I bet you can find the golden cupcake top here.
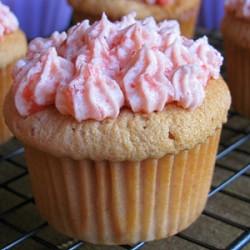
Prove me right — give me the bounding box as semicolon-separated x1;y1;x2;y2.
4;14;231;161
5;77;230;161
225;0;250;19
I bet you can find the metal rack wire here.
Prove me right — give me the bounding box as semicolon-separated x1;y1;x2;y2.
0;32;250;250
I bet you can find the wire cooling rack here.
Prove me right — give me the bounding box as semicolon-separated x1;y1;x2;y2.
0;32;250;250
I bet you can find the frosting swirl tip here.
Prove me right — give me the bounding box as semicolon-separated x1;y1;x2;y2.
0;1;19;38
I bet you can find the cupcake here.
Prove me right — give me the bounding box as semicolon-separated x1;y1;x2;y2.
4;14;231;244
222;0;250;118
0;1;27;144
1;0;72;39
68;0;201;37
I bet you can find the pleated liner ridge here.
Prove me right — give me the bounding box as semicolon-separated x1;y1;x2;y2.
224;38;250;119
25;129;221;245
0;64;13;144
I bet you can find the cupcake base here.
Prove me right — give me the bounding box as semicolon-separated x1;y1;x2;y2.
0;64;13;144
25;128;221;245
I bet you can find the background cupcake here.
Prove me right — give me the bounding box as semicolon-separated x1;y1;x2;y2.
68;0;201;37
1;0;72;39
0;1;27;144
221;0;250;118
4;14;230;244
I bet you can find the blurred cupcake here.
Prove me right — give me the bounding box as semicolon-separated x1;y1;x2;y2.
198;0;224;30
68;0;201;37
4;14;230;244
0;1;27;144
222;0;250;118
1;0;72;39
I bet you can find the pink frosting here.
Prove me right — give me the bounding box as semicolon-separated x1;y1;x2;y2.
143;0;174;5
55;56;124;121
225;0;250;18
13;13;223;121
0;1;18;38
172;65;206;109
122;46;174;112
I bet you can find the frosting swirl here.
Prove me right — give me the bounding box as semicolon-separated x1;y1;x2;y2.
55;56;124;121
0;1;18;38
225;0;250;18
123;46;174;112
172;65;206;109
13;13;223;121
